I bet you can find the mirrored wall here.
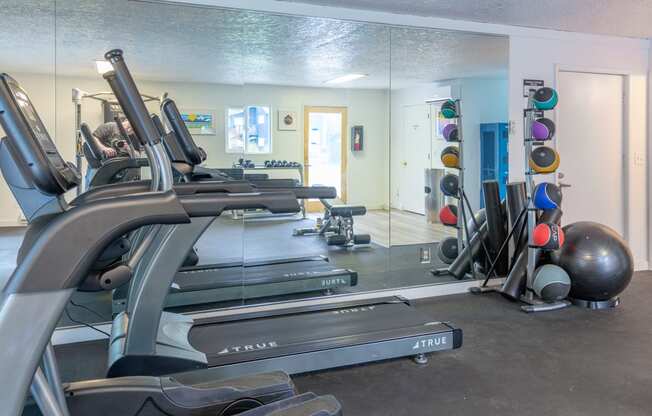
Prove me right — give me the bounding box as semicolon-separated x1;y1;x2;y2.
388;27;509;288
0;0;509;328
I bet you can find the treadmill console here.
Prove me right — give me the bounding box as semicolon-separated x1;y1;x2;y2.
0;74;79;195
161;98;204;165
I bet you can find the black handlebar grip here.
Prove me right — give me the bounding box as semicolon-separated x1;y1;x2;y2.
151;114;166;136
103;49;161;146
79;122;104;160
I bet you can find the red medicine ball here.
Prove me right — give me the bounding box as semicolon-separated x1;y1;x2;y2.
533;222;565;250
439;205;458;227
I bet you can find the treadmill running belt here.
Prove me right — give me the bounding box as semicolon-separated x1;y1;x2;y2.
189;300;456;367
175;259;356;291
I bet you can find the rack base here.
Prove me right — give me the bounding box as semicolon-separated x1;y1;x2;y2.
520;295;571;313
570;297;619;310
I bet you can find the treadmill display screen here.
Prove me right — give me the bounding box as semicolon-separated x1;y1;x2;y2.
7;81;66;170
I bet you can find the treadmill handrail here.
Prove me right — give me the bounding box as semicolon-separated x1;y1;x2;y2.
260;186;336;200
178;191;300;216
173;181;255;195
6;190;190;294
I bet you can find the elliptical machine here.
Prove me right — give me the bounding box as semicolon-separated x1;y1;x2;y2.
0;66;341;415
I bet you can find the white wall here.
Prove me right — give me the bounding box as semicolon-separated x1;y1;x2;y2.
458;77;509;211
0;75;389;225
390;78;509;212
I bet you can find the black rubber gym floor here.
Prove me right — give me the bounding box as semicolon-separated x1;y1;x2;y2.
53;272;652;416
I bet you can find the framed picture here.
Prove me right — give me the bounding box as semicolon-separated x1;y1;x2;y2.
180;110;216;135
278;110;297;131
351;125;363;152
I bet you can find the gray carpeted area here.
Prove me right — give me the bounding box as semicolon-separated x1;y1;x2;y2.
51;273;652;416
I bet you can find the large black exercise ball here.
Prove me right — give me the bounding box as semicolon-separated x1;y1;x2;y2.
551;221;633;302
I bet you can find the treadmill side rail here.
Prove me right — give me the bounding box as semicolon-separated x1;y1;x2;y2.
198;325;461;381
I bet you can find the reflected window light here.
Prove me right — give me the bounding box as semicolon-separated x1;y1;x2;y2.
95;60;113;75
325;74;368;84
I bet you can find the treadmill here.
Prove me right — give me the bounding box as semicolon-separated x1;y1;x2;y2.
104;49;463;379
0;70;341;416
111;99;358;313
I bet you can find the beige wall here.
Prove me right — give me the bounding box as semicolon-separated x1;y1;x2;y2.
0;74;390;225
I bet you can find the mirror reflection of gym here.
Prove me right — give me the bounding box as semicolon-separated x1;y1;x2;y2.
240;14;391;301
0;0;511;331
389;26;509;285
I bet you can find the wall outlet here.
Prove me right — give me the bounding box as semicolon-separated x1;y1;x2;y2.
419;247;431;264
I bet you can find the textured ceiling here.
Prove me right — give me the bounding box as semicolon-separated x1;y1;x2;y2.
280;0;652;39
0;0;507;89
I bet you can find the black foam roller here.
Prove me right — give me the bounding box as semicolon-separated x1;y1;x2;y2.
448;222;488;279
506;182;528;253
483;180;508;276
500;248;528;300
499;207;564;300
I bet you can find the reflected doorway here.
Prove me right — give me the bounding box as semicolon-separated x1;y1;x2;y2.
303;106;348;211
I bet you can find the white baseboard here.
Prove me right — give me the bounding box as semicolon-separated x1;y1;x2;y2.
635;260;649;271
0;220;24;227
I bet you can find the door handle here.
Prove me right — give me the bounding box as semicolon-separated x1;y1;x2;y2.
401;161;408;167
558;182;571;188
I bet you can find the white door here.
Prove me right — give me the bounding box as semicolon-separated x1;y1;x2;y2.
556;71;625;235
399;104;431;214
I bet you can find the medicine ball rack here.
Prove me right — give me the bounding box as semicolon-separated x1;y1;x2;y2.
432;99;484;279
519;90;571;312
471;89;570;312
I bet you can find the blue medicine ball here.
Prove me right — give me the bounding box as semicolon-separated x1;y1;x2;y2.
533;182;562;210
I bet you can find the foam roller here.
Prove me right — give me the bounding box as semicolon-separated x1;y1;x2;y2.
483;180;508;276
448;222;488;279
499;207;563;299
506;182;528;254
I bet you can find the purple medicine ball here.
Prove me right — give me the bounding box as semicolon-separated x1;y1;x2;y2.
442;124;458;142
531;118;555;140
